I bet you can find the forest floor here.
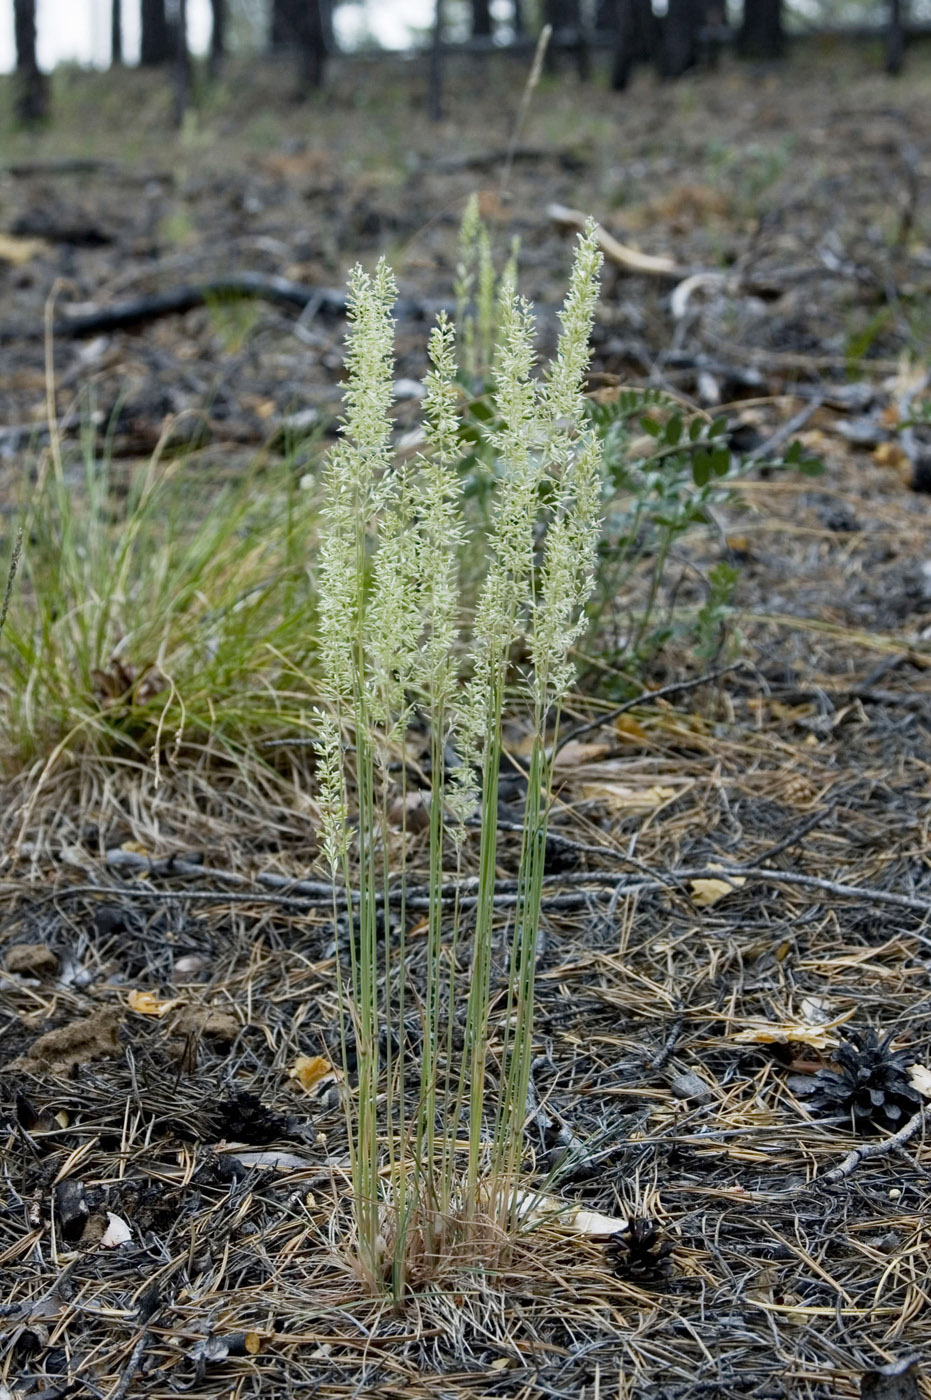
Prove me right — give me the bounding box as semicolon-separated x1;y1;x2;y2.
2;42;931;1400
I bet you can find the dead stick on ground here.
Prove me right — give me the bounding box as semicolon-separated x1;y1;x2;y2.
548;203;693;280
10;858;931;943
554;662;742;754
818;1106;929;1187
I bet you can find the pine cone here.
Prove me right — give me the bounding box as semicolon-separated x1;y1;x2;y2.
605;1218;673;1284
807;1029;920;1133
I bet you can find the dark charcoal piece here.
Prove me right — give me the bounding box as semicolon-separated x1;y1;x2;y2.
55;1179;89;1243
605;1218;674;1284
807;1029;921;1133
206;1092;298;1145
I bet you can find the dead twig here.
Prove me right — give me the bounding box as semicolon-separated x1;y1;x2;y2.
818;1106;929;1186
555;662;742;755
548;203;692;280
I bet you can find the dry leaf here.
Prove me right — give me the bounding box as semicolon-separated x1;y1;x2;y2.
289;1053;336;1094
234;1150;314;1170
689;871;747;906
769;700;816;723
0;233;48;265
798;995;832;1025
733;1022;841;1051
571;1207;631;1237
614;714;649;743
127;989;180;1017
99;1212;132;1248
873;441;909;470
908;1063;931;1098
514;1190;628;1236
578;781;678;812
553;740;613;768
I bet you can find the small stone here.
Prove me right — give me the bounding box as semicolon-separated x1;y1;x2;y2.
667;1070;714;1104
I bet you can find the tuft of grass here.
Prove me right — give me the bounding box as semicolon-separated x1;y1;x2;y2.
0;410;323;791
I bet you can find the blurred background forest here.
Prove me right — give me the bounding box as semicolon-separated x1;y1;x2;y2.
7;0;931;127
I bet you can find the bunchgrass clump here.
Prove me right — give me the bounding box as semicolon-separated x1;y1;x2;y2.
315;224;603;1298
0;410;320;793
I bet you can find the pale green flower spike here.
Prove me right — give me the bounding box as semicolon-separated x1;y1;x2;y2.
318;259;397;705
314;710;347;874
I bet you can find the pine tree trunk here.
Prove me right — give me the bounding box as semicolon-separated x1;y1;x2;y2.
660;0;704;75
295;0;327;93
111;0;123;65
737;0;783;59
270;0;326;90
13;0;48;123
429;0;445;121
172;0;190;127
141;0;173;65
209;0;226;78
886;0;905;73
472;0;493;37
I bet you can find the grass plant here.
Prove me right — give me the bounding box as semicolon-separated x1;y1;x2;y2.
315;225;604;1299
0;407;321;792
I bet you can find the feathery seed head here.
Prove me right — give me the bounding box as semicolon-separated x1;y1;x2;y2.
315;710;348;874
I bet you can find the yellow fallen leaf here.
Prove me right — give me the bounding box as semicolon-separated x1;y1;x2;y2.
769;700;815;723
0;233;48;265
289;1053;336;1094
127;989;180;1017
614;714;649;743
873;441;909;470
689;873;747;906
733;1023;840;1051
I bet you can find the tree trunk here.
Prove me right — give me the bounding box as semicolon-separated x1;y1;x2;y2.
660;0;705;75
472;0;493;37
270;0;327;90
111;0;123;65
141;0;173;65
512;0;525;35
738;0;784;59
545;0;587;73
172;0;190;127
429;0;444;122
270;0;287;47
209;0;226;77
607;0;649;88
886;0;905;73
295;0;327;94
13;0;48;123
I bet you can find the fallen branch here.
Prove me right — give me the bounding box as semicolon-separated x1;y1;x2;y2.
547;204;692;280
0;275;451;342
10;849;931;940
818;1106;929;1186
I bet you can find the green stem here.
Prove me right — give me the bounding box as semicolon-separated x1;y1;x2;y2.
462;669;504;1216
